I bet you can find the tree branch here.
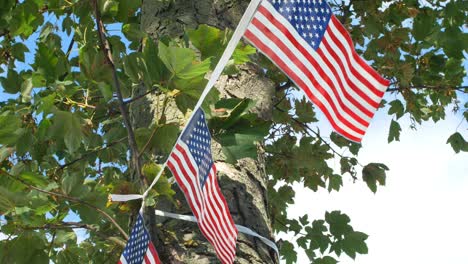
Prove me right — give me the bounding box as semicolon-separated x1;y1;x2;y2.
274;105;360;165
92;0;146;187
0;169;129;240
18;222;127;247
275;80;292;92
139;126;158;158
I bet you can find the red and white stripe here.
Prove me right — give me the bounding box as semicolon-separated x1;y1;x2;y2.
244;1;389;142
118;243;161;264
167;142;238;264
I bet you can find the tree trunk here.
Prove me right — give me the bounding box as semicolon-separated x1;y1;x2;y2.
130;1;277;263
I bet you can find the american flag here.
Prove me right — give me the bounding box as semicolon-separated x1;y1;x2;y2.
118;213;161;264
167;109;238;263
244;0;390;142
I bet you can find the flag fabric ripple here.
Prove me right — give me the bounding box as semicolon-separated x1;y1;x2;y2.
167;108;238;263
245;0;390;142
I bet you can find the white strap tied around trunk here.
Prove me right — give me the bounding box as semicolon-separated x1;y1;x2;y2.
109;194;279;259
155;209;279;259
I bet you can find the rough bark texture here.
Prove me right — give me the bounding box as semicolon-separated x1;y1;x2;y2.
131;1;277;263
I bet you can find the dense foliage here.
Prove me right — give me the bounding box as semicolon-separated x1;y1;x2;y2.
0;0;466;263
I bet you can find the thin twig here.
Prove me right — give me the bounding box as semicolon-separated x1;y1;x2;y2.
59;137;127;170
65;35;75;58
124;87;161;105
387;85;468;92
48;232;56;256
92;0;146;187
139;127;158;158
275;80;292;92
18;222;126;247
274;105;359;164
0;169;129;240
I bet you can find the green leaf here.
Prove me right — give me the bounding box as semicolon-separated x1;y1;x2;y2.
54;230;77;246
4;231;48;264
362;163;389;193
122;23;146;41
135;124;179;155
151;124;180;154
0;186;20;213
232;43;256;65
97;82;113;102
36;92;56;115
123;52;152;88
0;146;13;161
19;172;48;188
56;246;87;264
188;25;226;63
388;100;404;119
32;72;47;87
62;16;74;35
34;43;60;83
218;122;270;164
446;132;468;154
325;211;352;238
413;11;435;41
330;132;361;155
328;174;343;192
388;120;401;143
101;0;119;17
117;0;141;22
216;99;256;130
142;38;168;83
9;1;43;38
20;77;33;102
295;97;318;123
0;70;22;94
288;219;302;235
439;26;465;59
280;240;297;264
158;42;197;77
14;206;31;215
188;24;255;66
78;45;113;83
0;112;22;146
154;174;176;198
61;173;83;195
177;58;211;80
11;42;29;62
49;111;83;153
342;231;369;259
315;256;338;264
299;215;309;226
142;163;162;183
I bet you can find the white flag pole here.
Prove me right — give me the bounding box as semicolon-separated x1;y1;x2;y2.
135;0;263;207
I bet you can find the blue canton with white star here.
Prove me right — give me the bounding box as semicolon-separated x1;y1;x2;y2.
181;109;213;188
122;214;150;264
269;0;332;50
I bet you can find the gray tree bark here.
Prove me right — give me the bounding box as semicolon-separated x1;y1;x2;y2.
130;1;278;263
